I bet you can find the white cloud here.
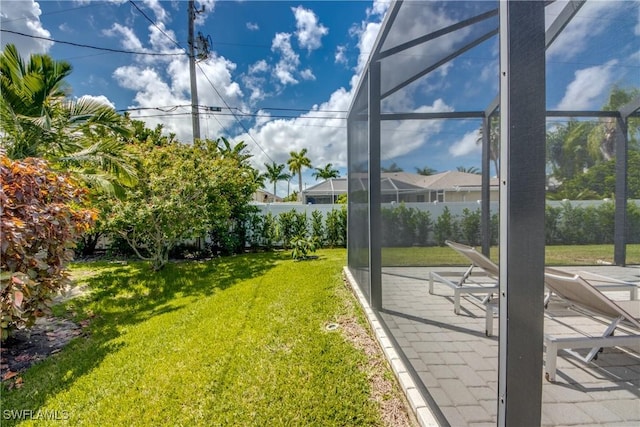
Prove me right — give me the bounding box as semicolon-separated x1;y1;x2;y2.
0;0;52;55
300;69;316;81
77;94;116;109
556;60;618;110
244;60;270;103
271;32;300;86
368;0;391;18
292;6;328;52
546;1;620;60
335;45;348;65
103;23;145;52
381;99;454;160
249;60;268;74
142;0;169;24
449;130;481;157
246;22;259;31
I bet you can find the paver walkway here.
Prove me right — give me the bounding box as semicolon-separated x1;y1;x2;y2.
376;266;640;426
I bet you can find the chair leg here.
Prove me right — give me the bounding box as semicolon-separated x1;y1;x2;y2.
545;341;558;382
454;289;461;314
485;306;494;337
585;317;621;363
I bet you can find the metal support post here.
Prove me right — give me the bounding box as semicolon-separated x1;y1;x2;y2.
498;2;546;425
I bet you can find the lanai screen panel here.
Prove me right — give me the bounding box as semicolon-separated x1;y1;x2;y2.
378;1;499;114
347;70;371;299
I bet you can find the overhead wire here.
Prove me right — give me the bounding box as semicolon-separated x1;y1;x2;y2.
126;0;279;161
0;29;185;57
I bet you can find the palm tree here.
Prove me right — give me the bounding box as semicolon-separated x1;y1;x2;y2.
415;166;437;176
475;116;500;176
287;148;312;202
263;162;290;202
456;166;480;174
0;44;135;193
312;163;340;180
381;162;403;172
215;137;252;164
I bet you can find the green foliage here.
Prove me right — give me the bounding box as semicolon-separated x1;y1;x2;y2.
0;44;136;195
434;207;457;246
312;163;340;180
291;236;320;260
460;208;481;246
263;161;290;201
382;203;418;246
287;148;312;202
545;204;563;244
0;155;95;340
551;201;639;245
552;151;640;199
336;193;348;204
325;206;347;247
277;211;297;249
311;210;325;246
260;212;278;250
109;138;258;270
414;210;432;246
1;251;383;425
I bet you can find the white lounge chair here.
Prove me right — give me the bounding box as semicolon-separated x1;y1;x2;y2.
428;240;499;314
542;268;640;382
486;267;638;337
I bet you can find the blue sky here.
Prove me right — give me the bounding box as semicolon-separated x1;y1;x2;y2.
1;1;639;196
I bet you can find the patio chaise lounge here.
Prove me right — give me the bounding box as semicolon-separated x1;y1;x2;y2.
428;240;499;314
484;268;639;381
541;268;640;382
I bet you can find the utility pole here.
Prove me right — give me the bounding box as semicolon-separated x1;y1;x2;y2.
188;0;200;143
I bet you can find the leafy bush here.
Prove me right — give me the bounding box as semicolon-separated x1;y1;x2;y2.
325;207;347;247
460;208;481;246
311;210;325;246
291;236;320;260
260;212;278;250
434;207;457;246
1;155;95;340
382;203;417;246
277;211;297;249
414;210;432;246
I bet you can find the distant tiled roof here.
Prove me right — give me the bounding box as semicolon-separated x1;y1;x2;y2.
303;171;497;195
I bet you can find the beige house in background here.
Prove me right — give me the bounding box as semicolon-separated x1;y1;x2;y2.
303;171;499;204
252;189;283;203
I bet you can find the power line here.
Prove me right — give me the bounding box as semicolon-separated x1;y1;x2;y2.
128;1;183;50
0;29;185;57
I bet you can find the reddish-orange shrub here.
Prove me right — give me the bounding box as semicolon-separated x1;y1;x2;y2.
1;154;95;340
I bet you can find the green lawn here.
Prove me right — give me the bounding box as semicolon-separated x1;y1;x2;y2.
381;244;640;266
1;250;391;426
3;244;637;426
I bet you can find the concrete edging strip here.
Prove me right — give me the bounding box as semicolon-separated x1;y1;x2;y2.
343;267;440;427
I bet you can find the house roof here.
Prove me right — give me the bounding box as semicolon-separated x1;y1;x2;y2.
303;171;498;195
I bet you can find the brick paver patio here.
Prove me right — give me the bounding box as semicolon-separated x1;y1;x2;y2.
371;266;640;426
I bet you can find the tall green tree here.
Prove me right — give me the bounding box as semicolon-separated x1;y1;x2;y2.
263;162;290;202
0;44;135;194
415;166;437;176
287;148;312;202
312;163;340;180
587;87;640;161
381;162;403;172
456;166;480;174
110;139;258;270
546;119;596;181
475;116;500;176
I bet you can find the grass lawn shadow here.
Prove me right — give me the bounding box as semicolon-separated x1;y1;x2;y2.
0;251;284;423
